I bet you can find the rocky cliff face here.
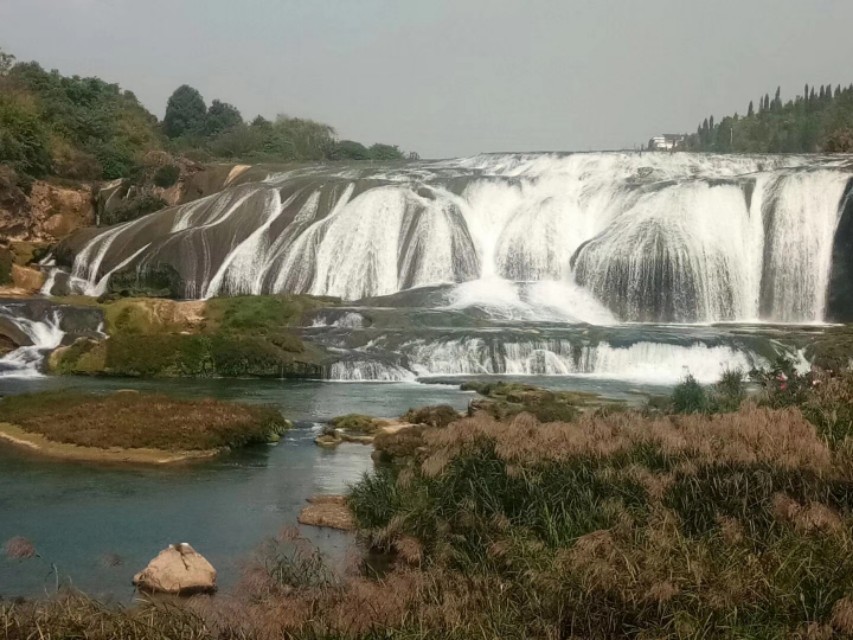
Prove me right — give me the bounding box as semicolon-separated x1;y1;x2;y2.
0;166;96;243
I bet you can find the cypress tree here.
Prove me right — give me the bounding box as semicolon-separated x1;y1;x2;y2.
747;101;754;117
819;85;825;101
774;86;782;110
163;85;207;139
764;94;771;111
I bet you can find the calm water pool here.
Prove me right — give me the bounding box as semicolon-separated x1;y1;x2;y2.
0;375;662;598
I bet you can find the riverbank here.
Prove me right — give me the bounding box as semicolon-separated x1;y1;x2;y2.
6;366;853;638
0;422;221;464
0;390;289;464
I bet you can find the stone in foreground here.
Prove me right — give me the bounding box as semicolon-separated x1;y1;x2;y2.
132;543;217;594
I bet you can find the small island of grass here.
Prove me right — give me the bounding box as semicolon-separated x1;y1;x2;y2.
0;390;289;464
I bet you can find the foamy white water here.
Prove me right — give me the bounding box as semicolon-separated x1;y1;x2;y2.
62;152;851;324
0;308;65;378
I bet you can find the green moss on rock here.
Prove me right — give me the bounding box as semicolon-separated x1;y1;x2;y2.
107;263;185;299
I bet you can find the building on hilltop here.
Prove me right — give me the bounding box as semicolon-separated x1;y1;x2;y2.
648;134;685;151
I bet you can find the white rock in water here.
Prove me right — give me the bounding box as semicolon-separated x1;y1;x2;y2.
132;543;217;594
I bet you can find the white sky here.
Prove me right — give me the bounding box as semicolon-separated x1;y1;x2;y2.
1;0;852;158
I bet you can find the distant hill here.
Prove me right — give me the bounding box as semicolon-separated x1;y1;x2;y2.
0;47;410;186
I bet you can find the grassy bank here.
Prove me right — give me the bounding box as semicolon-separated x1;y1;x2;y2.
0;390;288;462
7;367;853;637
48;295;336;378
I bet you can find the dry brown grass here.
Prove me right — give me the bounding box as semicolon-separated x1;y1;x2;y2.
0;390;287;451
3;536;36;560
420;404;833;477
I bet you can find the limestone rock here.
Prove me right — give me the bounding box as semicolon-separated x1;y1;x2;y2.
11;264;45;293
132;543;217;594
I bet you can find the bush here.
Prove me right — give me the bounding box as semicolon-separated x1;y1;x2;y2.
100;194;167;226
152;163;180;188
0;91;52;177
402;405;460;428
107;263;184;298
671;374;709;413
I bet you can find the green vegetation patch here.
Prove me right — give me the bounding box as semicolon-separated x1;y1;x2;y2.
462;380;604;422
205;294;334;333
328;414;382;434
0;390;287;451
0;248;12;285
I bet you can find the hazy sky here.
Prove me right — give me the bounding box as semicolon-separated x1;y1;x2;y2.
1;0;852;158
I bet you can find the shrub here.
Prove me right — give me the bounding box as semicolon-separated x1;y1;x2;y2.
0;91;52;177
152;163;180;188
328;414;380;433
100;194;167;226
402;405;460;428
671;374;709;414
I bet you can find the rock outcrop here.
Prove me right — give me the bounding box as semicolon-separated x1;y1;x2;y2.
0;166;95;243
133;543;217;594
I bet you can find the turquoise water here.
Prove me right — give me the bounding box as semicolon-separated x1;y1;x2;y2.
0;375;662;599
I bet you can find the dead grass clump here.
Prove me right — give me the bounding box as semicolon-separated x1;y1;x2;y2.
3;536;36;559
421;404;832;475
772;494;843;534
297;496;355;531
0;390;287;451
831;596;853;634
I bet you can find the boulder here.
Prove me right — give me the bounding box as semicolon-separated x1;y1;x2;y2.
132;543;217;594
11;264;45;293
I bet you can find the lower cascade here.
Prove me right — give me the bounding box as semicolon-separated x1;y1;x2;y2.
53;152;853;324
0;306;65;378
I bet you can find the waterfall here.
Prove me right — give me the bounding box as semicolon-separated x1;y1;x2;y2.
397;336;770;384
58;153;852;324
0;306;65;378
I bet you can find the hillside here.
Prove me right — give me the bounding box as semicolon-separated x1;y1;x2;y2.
681;83;853;153
0;46;410;188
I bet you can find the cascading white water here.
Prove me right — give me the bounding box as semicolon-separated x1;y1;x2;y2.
399;336;770;384
328;360;415;382
63;152;851;324
0;308;65;378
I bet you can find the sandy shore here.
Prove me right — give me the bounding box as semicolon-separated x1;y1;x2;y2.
0;422;220;464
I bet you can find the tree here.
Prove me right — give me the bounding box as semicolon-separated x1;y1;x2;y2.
205;99;243;136
747;101;754;117
163;85;207;139
332;139;370;160
773;86;782;110
0;93;52;177
0;47;14;76
250;115;272;129
369;143;405;161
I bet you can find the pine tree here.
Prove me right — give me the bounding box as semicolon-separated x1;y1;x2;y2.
709;115;715;131
774;86;782;110
748;100;754;117
764;94;771;111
